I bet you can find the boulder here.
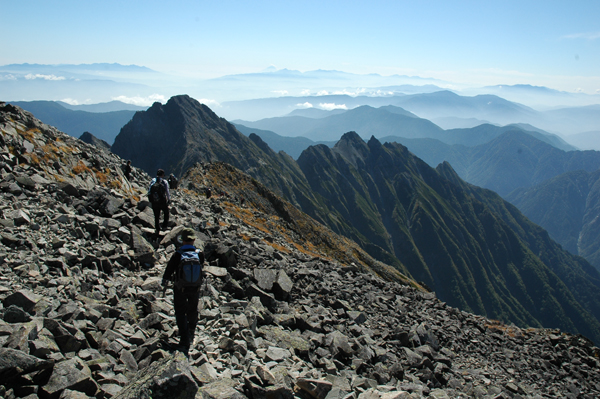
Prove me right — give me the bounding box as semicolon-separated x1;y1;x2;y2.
113;352;197;399
0;347;54;380
40;357;97;399
3;290;42;312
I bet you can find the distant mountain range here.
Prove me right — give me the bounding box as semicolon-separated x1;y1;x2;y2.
566;130;600;151
9;101;138;144
236;122;598;197
110;95;600;343
229;91;600;137
235;104;575;149
3;63;600;125
56;100;146;113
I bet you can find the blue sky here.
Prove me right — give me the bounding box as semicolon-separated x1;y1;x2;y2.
1;0;600;93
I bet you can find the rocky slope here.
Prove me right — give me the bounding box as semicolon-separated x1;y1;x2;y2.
2;102;600;399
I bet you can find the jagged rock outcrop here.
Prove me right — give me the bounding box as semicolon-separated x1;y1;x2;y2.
2;102;600;399
79;132;111;152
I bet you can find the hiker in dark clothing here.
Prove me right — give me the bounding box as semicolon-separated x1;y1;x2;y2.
123;160;132;181
148;169;170;237
168;173;178;190
161;228;204;352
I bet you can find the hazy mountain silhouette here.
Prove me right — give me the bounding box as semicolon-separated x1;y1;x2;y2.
223;91;599;135
565;130;600;151
238;105;574;152
57;100;146;113
385;131;600;197
10;101;136;144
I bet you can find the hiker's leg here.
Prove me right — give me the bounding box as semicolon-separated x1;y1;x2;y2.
152;203;161;235
162;203;170;229
186;290;200;344
173;289;189;346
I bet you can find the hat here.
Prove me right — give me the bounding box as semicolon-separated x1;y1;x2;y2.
181;228;197;241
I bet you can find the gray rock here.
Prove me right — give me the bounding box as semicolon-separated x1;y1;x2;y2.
6;209;30;225
273;270;293;300
100;196;125;217
3;289;41;312
130;225;155;264
199;378;247;399
113;352;197;399
40;357;97;399
3;305;32;323
296;378;333;399
0;347;54;379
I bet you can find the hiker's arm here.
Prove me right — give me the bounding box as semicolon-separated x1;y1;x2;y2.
148;178;154;198
164;180;171;202
162;252;180;285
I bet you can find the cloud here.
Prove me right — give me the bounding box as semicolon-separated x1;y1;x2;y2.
562;32;600;40
197;99;221;107
296;102;313;109
0;74;17;81
111;94;167;106
317;90;329;96
331;88;367;96
272;90;289;96
318;103;347;111
60;98;91;105
301;89;311;96
24;74;65;81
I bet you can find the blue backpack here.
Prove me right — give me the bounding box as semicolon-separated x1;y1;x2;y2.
175;249;203;289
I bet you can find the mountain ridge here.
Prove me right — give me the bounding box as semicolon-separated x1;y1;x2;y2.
111;95;600;343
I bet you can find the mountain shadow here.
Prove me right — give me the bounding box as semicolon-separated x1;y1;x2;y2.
507;169;600;271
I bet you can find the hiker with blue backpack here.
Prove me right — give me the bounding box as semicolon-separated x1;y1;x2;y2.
148;169;170;238
161;227;205;353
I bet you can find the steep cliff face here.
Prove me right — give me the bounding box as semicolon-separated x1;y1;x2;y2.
296;133;600;342
507;169;600;271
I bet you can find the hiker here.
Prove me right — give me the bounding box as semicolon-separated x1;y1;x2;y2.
161;228;204;352
123;160;132;181
168;173;178;190
148;169;170;237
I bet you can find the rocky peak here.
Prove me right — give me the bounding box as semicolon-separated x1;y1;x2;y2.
248;133;274;155
79;132;111;152
332;132;370;169
111;95;270;180
1;103;600;398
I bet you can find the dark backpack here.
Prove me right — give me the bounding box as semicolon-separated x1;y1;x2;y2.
150;178;167;204
175;249;204;289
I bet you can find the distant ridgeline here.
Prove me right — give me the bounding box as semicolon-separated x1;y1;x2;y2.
233;107;600;272
111;95;600;343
